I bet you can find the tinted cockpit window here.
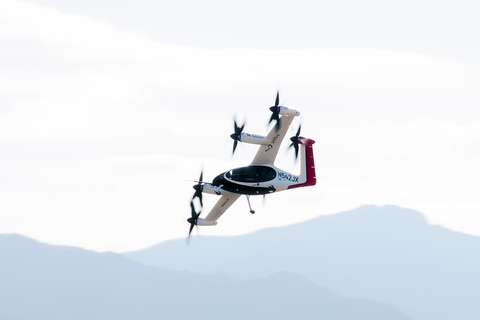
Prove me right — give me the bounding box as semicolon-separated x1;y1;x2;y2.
226;166;276;182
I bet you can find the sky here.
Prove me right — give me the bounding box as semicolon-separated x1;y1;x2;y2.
1;0;479;252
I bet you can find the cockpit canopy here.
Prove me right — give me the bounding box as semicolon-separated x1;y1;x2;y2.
225;165;277;182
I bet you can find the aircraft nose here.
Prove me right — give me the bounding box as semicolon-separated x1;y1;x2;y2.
193;184;201;191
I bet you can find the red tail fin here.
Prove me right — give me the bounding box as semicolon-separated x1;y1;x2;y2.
288;138;316;189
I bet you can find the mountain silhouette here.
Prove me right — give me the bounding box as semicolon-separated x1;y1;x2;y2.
124;205;480;320
0;233;409;320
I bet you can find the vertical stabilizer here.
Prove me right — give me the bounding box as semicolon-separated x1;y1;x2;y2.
288;138;316;189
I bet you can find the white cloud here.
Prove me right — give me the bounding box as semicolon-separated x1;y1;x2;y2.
368;120;480;156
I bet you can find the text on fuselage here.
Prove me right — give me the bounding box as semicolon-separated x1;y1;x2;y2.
265;134;280;152
278;172;299;183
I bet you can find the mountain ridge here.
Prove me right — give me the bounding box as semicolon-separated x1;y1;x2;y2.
0;233;410;320
124;205;480;320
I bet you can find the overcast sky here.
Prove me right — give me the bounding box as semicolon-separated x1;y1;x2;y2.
1;0;479;252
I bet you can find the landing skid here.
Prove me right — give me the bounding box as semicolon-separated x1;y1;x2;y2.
246;195;255;214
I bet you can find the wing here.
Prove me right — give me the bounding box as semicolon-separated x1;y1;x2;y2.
203;192;242;222
250;115;296;165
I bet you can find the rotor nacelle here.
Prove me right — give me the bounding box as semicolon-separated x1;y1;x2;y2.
278;106;300;116
199;184;223;195
197;218;217;226
238;132;269;145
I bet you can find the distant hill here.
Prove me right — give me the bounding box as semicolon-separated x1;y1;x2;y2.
124;205;480;320
0;234;410;320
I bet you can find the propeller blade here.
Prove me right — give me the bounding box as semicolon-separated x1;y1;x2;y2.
198;193;203;207
192;169;204;207
239;123;245;133
233;140;238;155
188;222;195;236
231;118;245;155
269;91;282;132
269;111;278;124
296;124;301;137
233;120;245;136
192;189;203;208
233;120;239;134
190;201;196;218
187;201;201;242
289;124;302;160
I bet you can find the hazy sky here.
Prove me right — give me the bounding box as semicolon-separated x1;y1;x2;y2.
1;0;479;251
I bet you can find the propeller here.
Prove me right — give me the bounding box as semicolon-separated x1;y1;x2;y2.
289;124;302;160
269;91;282;132
187;201;201;243
192;169;204;207
230;119;245;155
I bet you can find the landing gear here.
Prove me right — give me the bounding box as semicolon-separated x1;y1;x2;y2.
246;195;255;214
